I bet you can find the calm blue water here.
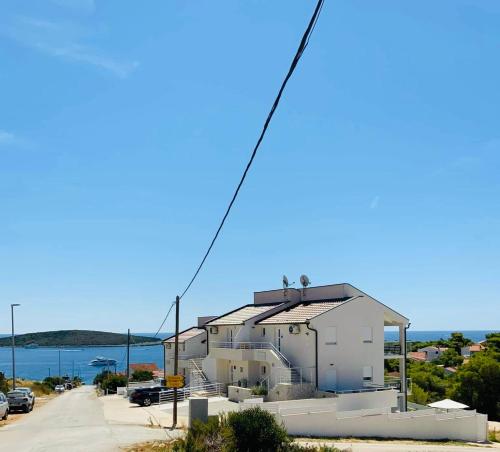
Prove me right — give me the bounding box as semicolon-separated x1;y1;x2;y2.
0;330;497;384
0;344;164;384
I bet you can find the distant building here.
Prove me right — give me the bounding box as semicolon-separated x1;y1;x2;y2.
417;346;448;362
461;343;485;358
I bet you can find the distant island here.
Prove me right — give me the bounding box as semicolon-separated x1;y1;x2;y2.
0;330;162;347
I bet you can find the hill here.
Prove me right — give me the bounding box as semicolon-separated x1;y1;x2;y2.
0;330;162;347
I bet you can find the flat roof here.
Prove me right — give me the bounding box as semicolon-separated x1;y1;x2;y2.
164;327;205;343
206;303;282;326
257;297;351;325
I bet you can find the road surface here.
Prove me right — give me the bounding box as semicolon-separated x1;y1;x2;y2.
0;385;168;452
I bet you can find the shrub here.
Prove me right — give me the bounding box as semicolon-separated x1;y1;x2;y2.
101;374;127;393
31;381;53;396
251;385;268;396
225;407;289;452
93;370;113;386
131;370;154;382
43;376;65;390
0;372;9;394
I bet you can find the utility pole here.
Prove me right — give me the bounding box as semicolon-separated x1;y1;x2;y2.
72;360;75;379
172;295;180;429
126;329;130;386
58;350;61;377
48;368;51;377
11;303;20;390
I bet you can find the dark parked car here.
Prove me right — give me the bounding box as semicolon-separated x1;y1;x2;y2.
129;386;170;407
7;390;33;413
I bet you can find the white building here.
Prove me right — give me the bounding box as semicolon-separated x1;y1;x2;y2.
417;346;448;362
198;282;410;411
163;324;208;386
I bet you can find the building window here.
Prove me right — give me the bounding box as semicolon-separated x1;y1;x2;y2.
166;343;172;349
261;365;266;375
362;326;373;343
262;327;266;337
240;367;244;373
362;366;373;382
325;326;337;345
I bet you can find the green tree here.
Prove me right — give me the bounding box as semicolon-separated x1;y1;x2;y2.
407;361;449;401
42;376;65;390
436;349;464;367
408;383;429;405
449;353;500;420
447;332;472;353
486;332;500;355
101;374;127;393
130;369;153;382
0;372;9;394
93;370;113;386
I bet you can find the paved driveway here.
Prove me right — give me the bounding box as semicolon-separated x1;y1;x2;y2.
0;386;169;452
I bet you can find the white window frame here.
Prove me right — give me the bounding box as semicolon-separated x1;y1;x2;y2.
362;326;373;343
325;326;337;345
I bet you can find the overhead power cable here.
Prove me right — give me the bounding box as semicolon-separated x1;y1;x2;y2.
153;0;325;336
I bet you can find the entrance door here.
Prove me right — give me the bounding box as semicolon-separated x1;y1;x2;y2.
323;368;337;391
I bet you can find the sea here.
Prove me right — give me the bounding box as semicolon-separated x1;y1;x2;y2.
0;330;497;384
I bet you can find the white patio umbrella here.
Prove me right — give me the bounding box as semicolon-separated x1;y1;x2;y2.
428;399;469;411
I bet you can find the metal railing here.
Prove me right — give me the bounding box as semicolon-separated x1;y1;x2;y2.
158;382;223;405
211;341;292;368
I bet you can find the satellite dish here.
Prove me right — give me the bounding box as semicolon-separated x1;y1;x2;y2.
300;274;310;288
283;275;289;288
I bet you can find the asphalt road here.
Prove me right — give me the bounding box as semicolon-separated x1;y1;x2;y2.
0;385;167;452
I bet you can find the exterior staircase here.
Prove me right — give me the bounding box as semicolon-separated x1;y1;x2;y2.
188;357;209;386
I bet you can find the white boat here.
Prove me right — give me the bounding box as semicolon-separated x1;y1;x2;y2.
88;356;117;367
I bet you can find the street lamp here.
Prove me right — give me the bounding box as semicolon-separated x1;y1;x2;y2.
11;303;21;390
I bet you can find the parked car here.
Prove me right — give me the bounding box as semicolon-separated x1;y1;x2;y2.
129;386;169;407
7;390;33;413
0;392;9;420
54;385;65;393
64;382;73;390
15;387;36;408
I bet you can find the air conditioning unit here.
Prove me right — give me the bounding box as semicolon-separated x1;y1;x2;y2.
288;324;300;334
209;326;219;334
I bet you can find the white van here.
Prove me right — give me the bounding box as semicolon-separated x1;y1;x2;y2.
0;392;9;420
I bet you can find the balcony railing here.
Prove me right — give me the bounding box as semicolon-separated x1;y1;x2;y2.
210;342;292;368
384;343;402;355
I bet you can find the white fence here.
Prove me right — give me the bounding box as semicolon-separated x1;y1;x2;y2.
158;383;223;405
239;399;488;443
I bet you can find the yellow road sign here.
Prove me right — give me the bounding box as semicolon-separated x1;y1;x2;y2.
167;375;185;388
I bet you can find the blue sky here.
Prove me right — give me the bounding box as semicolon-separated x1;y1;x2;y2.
1;0;499;334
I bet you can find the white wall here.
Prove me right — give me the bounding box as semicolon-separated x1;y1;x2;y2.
279;409;487;442
311;297;385;391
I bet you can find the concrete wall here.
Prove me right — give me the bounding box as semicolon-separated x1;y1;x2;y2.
228;386;255;402
240;399;487;443
335;390;397;411
267;383;315;402
279;409;487;442
312;297;385;391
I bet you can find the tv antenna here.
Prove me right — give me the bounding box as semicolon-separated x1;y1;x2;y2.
300;274;310;288
283;275;295;297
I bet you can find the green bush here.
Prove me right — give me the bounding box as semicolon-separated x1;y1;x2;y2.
131;369;154;382
101;374;127;393
93;370;113;385
225;407;289;451
43;376;65;390
0;372;9;394
251;385;268;396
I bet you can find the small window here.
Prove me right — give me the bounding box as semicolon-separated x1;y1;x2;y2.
262;327;266;337
362;366;373;381
362;326;373;343
325;326;337;345
261;365;266;375
166;343;172;349
240;367;243;373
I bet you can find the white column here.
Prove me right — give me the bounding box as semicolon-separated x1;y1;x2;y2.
399;324;407;411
